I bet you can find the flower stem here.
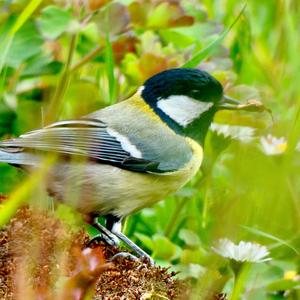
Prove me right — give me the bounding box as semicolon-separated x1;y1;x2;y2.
201;185;210;228
164;198;187;238
46;34;77;124
229;263;251;300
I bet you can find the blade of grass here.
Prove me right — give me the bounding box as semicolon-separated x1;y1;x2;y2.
104;5;116;105
0;40;12;95
241;225;299;255
8;0;43;36
0;155;57;227
164;197;187;238
0;0;43;67
283;1;300;159
0;0;43;92
46;33;77;123
182;3;247;68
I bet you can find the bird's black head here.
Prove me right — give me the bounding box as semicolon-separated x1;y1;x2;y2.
141;68;224;144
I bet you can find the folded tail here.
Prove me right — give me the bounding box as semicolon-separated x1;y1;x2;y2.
0;150;39;166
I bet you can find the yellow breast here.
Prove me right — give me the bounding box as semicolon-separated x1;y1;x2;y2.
160;137;203;181
111;138;203;215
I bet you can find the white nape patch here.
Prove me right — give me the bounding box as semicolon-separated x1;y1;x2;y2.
157;95;214;127
137;85;145;95
107;128;142;158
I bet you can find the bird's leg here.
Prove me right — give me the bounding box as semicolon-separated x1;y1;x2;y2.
89;215;154;264
110;229;154;265
106;215;154;265
88;216;119;247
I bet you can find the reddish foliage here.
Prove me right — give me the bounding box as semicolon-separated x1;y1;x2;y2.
60;247;113;300
128;0;194;29
0;195;8;202
112;35;139;63
86;0;112;11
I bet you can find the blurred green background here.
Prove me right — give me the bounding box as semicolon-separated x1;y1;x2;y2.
0;0;299;299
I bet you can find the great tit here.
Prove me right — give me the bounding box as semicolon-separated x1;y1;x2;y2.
0;68;242;262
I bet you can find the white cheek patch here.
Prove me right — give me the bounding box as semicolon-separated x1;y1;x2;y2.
106;128;142;158
157;95;214;127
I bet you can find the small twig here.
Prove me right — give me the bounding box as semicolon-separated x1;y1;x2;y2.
70;45;104;73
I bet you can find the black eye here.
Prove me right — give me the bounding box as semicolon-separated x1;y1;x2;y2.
190;89;199;96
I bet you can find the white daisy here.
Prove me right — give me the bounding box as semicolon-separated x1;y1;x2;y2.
212;238;271;263
210;123;256;143
260;134;287;155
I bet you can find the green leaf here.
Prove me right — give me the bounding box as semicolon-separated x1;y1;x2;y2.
182;4;246;68
0;101;15;137
13;99;42;135
8;0;43;37
180;248;208;265
0;19;43;68
0;164;23;194
159;29;194;49
60;80;104;119
36;5;75;40
267;279;299;292
173;263;206;279
179;228;201;247
147;3;170;29
96;3;130;36
22;55;63;77
0;0;42;74
135;232;154;250
152;234;181;260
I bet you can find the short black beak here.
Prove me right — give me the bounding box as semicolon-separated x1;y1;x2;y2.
217;95;241;110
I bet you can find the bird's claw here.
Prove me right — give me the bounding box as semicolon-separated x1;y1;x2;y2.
88;233;119;248
110;252;154;265
110;252;139;262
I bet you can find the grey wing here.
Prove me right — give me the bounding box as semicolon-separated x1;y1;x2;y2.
0;118;165;173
